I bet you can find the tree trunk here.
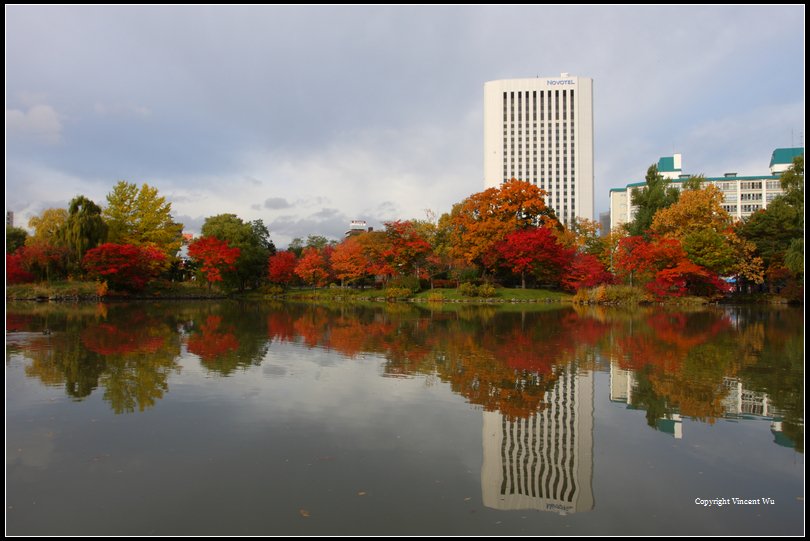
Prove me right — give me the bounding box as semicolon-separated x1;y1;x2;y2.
521;271;526;289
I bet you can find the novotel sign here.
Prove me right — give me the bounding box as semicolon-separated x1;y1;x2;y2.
547;79;575;86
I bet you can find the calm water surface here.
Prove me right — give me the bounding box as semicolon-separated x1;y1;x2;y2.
5;301;804;535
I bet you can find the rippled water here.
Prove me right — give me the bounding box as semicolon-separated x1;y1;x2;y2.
5;301;804;535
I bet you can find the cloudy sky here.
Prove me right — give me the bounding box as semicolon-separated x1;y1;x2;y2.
6;6;805;246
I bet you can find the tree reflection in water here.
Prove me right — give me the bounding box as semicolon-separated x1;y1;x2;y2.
6;301;803;450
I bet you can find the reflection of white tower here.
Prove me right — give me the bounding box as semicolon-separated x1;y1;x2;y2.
609;359;634;403
481;366;594;514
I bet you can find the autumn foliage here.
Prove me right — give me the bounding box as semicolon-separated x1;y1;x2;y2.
6;252;36;284
615;236;729;298
446;180;557;267
295;247;329;286
490;226;573;288
562;253;613;292
188;236;241;288
330;237;368;286
82;243;167;291
187;315;239;362
267;251;298;285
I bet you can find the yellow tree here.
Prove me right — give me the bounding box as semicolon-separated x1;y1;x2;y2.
103;181;183;258
27;208;68;246
651;184;729;237
650;184;762;281
444;179;556;270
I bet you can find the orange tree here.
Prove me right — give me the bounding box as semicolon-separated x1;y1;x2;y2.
442;179;557;274
295;247;329;286
330;237;369;287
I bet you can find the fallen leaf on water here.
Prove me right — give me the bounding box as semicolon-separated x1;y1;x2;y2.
357;491;367;496
464;497;471;501
299;509;311;518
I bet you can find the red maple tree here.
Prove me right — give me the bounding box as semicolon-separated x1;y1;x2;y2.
491;227;573;288
562;253;613;291
6;252;35;284
82;243;166;291
188;236;241;289
384;220;432;277
267;250;298;286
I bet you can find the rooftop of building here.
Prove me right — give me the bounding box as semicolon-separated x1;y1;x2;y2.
657;156;681;173
610;147;803;193
769;147;804;168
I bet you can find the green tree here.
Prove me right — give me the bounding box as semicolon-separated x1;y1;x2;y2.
625;165;680;237
200;214;276;291
681;229;737;275
305;235;334;250
739;157;803;282
61;195;108;273
6;226;28;253
103;181;183;258
288;237;305;257
779;155;804;207
784;238;803;279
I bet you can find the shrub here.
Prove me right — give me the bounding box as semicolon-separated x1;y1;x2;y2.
477;283;498;298
384;287;412;299
459;282;478;297
573;285;649;304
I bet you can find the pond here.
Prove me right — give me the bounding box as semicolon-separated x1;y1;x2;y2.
5;301;804;535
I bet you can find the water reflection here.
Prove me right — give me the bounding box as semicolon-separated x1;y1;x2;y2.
603;306;803;451
5;302;804;453
482;365;594;515
10;303;180;413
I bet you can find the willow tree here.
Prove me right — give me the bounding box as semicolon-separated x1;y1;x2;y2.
62;195;107;273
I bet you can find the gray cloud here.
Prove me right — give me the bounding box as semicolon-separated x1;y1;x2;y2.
6;104;63;144
5;5;804;227
263;197;292;209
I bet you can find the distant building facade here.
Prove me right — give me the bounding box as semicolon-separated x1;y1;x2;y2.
6;211;14;228
484;74;594;226
345;220;373;238
598;211;610;237
608;147;803;231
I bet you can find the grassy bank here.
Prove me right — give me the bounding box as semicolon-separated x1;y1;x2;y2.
412;287;571;303
279;286;571;303
6;280;227;301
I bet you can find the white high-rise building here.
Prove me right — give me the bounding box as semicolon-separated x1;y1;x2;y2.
481;365;594;514
484;74;594;225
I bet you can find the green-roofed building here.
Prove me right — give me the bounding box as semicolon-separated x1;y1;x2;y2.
608;147;804;231
769;147;804;174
